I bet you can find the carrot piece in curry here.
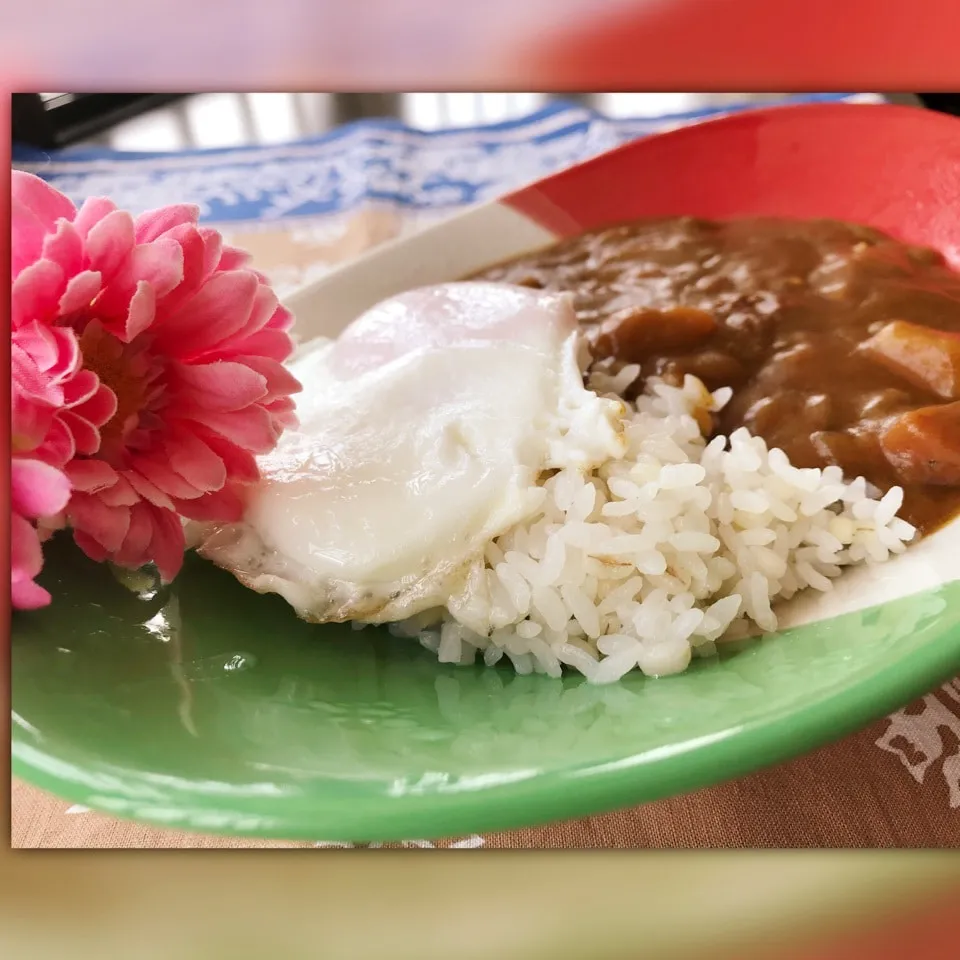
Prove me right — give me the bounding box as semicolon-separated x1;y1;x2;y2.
880;401;960;485
860;320;960;401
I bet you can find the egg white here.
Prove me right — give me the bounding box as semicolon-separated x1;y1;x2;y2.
193;283;626;630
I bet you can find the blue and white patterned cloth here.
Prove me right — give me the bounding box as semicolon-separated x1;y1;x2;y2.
14;94;882;227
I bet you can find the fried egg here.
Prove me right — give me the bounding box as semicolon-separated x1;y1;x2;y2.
193;282;626;631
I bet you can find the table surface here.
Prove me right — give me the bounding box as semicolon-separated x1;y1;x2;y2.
12;92;958;848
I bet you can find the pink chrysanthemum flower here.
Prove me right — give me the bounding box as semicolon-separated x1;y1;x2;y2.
12;317;114;468
12;171;301;583
11;315;114;608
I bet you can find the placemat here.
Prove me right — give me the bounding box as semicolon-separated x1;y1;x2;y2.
13;93;959;849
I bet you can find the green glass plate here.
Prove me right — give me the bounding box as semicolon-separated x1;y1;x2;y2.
11;535;960;841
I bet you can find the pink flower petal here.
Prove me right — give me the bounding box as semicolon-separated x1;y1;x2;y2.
98;473;140;507
126;238;185;297
34;418;76;467
135;456;204;501
113;502;154;567
198;227;224;279
215;327;295;363
74;529;110;563
154;270;259;357
42;218;83;277
243;287;293;335
169;360;267;413
11;200;48;278
84;209;135;281
38;512;66;541
60;410;102;456
44;325;82;380
134;204;199;243
11;345;47;401
71;382;118;428
59;270;102;316
263;395;299;431
12;458;72;518
175;484;245;522
11;512;44;580
124;280;156;342
217;245;252;271
146;506;186;583
11;259;66;327
65;459;119;494
12;394;61;449
155;224;206;311
124;469;176;511
12;577;52;610
189;405;280;454
94;238;186;335
12;172;76;229
73;196;118;240
68;493;130;553
164;428;227;492
265;301;295;332
16;321;79;383
11;397;55;453
229;283;280;343
62;368;101;408
196;429;261;484
235;355;303;402
14;320;61;373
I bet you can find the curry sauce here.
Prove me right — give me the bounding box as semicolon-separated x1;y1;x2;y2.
471;217;960;534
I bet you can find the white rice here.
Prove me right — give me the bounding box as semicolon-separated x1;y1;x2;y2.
389;359;916;684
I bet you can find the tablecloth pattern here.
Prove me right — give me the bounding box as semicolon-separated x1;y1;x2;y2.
12;93;960;848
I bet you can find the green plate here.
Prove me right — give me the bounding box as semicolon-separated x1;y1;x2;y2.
11;535;960;841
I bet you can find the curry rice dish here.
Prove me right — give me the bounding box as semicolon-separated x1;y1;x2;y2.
197;216;959;684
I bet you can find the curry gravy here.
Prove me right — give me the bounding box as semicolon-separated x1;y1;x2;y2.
471;217;960;533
